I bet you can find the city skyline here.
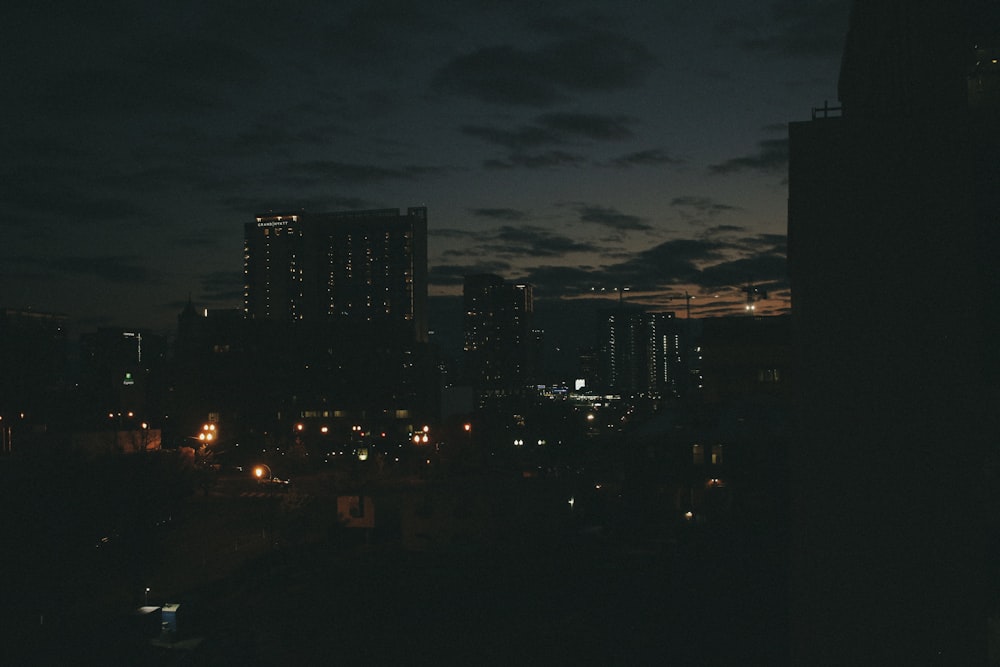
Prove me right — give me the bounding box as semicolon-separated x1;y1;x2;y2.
1;1;850;337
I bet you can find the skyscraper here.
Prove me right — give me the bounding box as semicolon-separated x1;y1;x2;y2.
596;307;684;397
244;207;428;344
462;274;536;399
239;207;436;430
788;2;999;663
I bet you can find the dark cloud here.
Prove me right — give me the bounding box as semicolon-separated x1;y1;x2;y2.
671;196;740;216
576;205;651;231
739;232;788;253
27;255;159;285
170;234;226;251
223;194;372;216
613;238;728;285
432;30;656;106
321;1;449;66
465;113;633;153
721;1;849;59
484;151;587;169
524;240;786;302
489;225;599;256
520;265;609;297
275;160;450;185
461;124;563;150
709;138;789;174
429;260;513;286
469;208;529;221
704;224;749;235
199;270;245;302
609;148;682;167
695;253;788;290
133;37;264;87
0;177;144;223
537;113;634;141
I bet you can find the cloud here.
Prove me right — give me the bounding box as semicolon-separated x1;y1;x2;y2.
576;205;651;231
26;255;160;285
709;138;788;174
613;238;728;285
0;176;144;223
537;113;634;141
696;253;788;290
274;160;450;185
461;124;563;150
609;148;682;167
484;151;587;169
489;225;599;256
432;30;656;106
739;232;787;253
430;260;514;286
724;0;850;59
199;270;245;302
469;208;529;221
703;224;749;235
464;113;634;152
520;265;610;297
670;196;740;216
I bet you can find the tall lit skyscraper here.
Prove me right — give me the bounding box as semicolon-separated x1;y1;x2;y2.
596;308;683;397
463;274;536;398
788;2;999;662
239;207;435;428
244;207;428;343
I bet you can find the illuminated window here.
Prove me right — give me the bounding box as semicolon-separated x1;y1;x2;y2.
711;444;724;465
692;444;704;465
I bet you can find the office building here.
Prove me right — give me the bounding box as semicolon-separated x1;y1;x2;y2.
241;207;435;436
597;307;684;397
463;274;536;399
0;308;69;448
244;207;428;344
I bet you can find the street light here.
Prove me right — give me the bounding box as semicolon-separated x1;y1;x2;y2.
253;464;272;481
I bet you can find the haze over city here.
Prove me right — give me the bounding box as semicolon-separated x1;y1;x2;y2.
2;1;850;338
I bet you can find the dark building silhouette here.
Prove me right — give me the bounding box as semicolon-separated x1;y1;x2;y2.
171;208;437;451
462;274;537;402
596;307;684;397
169;304;253;445
788;2;999;663
244;207;428;344
78;328;167;428
0;308;69;450
697;315;791;405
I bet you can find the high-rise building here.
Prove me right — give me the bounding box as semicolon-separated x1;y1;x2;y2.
788;2;999;662
598;306;645;393
240;207;436;436
244;207;428;344
0;308;69;448
596;307;684;397
463;274;536;399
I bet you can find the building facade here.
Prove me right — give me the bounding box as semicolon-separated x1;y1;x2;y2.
463;274;537;400
788;2;1000;662
244;207;428;344
237;207;435;445
597;307;684;397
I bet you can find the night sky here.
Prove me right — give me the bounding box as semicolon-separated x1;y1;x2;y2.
1;1;849;342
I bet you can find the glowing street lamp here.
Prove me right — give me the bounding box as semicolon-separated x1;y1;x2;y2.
253;464;272;481
198;423;217;442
